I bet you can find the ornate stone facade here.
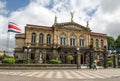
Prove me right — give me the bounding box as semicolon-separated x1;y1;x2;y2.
14;18;107;64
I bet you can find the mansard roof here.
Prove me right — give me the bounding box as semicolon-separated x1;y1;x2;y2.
91;32;107;37
26;24;52;29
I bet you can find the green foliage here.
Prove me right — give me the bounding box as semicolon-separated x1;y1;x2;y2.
107;36;115;49
115;35;120;47
27;59;31;64
0;56;3;60
107;60;113;67
50;59;60;64
66;55;73;64
67;55;73;61
2;57;15;64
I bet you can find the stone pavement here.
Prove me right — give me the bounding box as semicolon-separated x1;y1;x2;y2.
0;68;120;80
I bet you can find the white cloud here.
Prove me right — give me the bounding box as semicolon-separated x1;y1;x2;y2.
90;0;120;39
0;0;120;52
0;1;8;14
100;0;120;13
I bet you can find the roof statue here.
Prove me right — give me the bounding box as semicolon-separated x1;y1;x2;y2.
54;15;57;24
70;12;74;22
86;21;89;28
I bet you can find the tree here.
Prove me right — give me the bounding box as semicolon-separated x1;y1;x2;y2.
67;55;73;64
107;36;115;50
115;35;120;53
115;35;120;47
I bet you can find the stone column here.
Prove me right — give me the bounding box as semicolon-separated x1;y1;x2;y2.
77;53;81;69
53;49;58;59
42;50;46;64
35;49;39;61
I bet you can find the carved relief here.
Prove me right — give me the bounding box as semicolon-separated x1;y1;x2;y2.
64;25;82;30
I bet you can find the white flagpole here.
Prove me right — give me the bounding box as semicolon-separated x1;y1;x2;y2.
6;21;10;55
6;32;10;55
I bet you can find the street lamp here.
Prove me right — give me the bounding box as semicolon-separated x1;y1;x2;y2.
118;54;120;68
24;46;31;64
113;50;117;68
76;47;80;69
89;45;94;69
103;46;107;68
42;49;46;64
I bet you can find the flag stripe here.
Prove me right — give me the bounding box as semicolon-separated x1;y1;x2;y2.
8;30;21;33
8;24;21;31
8;22;21;33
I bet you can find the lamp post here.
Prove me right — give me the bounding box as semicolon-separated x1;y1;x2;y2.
103;46;107;68
24;46;31;64
27;46;29;64
76;47;80;69
89;45;94;69
113;50;117;68
42;49;46;64
118;54;120;68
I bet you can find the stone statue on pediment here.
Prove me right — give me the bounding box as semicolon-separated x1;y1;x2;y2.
54;15;57;24
87;21;89;27
70;12;74;22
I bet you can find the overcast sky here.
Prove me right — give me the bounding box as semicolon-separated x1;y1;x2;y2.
0;0;120;52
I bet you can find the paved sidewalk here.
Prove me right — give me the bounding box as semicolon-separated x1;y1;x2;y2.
81;65;104;69
0;68;120;80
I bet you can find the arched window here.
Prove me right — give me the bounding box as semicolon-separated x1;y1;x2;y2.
47;34;51;44
31;33;36;44
90;38;94;45
60;34;66;45
96;39;99;48
39;34;44;44
70;36;75;46
101;40;104;48
80;36;84;47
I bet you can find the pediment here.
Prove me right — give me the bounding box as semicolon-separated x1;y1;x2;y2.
64;24;82;30
56;22;89;31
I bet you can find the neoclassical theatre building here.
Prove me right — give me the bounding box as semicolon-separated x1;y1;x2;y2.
15;15;107;64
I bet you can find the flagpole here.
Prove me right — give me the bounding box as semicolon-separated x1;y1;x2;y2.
6;21;10;55
6;31;10;55
7;21;22;55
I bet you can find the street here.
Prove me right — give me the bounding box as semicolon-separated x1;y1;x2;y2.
0;68;120;81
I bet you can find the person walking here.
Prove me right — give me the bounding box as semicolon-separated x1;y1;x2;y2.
92;60;97;70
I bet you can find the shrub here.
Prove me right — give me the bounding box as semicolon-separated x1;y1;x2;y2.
66;55;73;64
2;57;15;64
0;56;3;60
107;60;113;67
50;59;60;64
27;59;31;64
67;55;73;61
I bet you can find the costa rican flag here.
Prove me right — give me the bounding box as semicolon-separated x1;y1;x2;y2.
8;22;22;33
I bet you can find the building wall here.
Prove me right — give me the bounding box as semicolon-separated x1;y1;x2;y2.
15;22;107;64
25;25;53;47
91;33;107;51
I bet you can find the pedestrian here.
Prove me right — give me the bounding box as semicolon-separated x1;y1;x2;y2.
92;62;97;70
